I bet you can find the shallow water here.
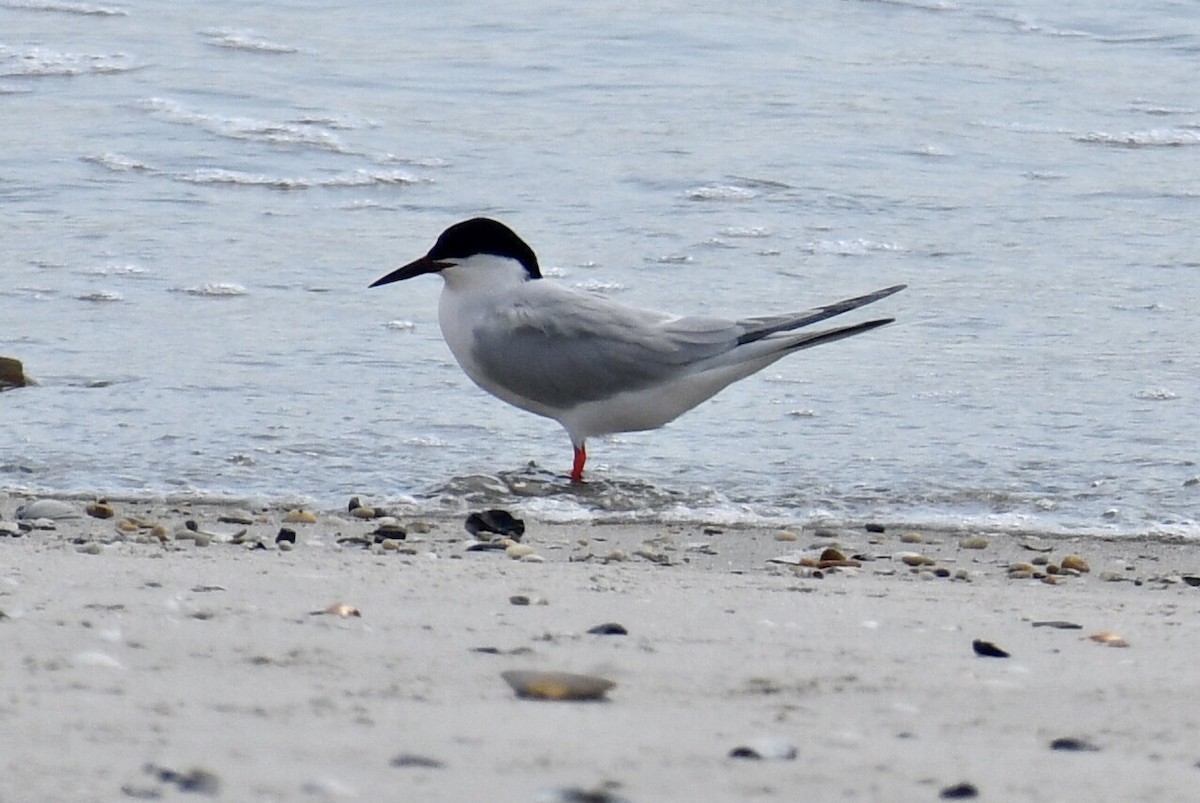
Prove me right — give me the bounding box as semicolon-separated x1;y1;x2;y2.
3;0;1199;534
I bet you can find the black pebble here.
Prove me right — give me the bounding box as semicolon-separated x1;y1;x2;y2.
1031;620;1083;630
1181;576;1200;587
729;746;763;760
972;639;1010;658
939;782;979;799
275;527;296;544
865;522;886;533
1050;737;1100;752
372;523;407;542
587;622;628;636
465;509;525;539
348;496;361;512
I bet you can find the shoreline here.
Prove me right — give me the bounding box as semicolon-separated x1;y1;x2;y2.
3;490;1200;801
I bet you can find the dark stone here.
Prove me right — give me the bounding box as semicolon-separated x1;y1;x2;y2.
587;622;628;636
1032;620;1083;629
372;523;407;541
939;782;979;799
864;522;886;533
465;509;525;539
1050;737;1100;752
275;527;296;544
972;639;1010;658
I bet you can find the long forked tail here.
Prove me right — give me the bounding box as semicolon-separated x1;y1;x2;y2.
737;284;906;346
777;316;895;355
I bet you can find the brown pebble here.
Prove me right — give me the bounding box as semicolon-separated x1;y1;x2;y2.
818;547;846;562
1088;631;1129;647
1009;562;1037;574
775;530;798;542
900;553;934;567
959;536;988;550
283;509;317;524
1061;554;1090;573
86;501;115;519
899;532;924;544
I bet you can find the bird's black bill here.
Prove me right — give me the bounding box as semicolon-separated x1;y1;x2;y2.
369;256;450;288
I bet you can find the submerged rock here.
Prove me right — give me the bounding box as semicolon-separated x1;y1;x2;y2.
0;357;29;391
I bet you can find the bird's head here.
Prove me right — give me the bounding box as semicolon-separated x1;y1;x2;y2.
369;217;542;289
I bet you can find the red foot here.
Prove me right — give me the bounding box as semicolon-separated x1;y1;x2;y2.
570;445;586;484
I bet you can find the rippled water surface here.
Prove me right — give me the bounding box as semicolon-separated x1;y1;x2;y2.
4;0;1199;534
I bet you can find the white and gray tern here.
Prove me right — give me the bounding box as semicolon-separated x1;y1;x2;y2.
371;218;904;483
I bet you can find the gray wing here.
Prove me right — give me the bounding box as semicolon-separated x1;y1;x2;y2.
468;282;906;410
470;286;741;408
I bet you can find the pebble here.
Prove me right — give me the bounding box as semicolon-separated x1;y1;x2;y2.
505;543;537;560
959;536;988;550
389;754;445;769
77;542;103;555
899;553;934;567
899;532;925;544
1049;737;1100;752
0;521;21;537
142;764;221;796
1032;620;1082;630
972;639;1009;658
465;509;525;539
819;547;847;562
500;669;615;701
86;501;115;519
351;506;378;519
774;529;798;542
217;511;255;525
1060;554;1090;573
314;603;361;618
939;782;979;799
1088;631;1129;648
277;540;294;552
587;622;628;635
728;736;798;761
275;528;296;545
864;522;885;533
283;509;317;524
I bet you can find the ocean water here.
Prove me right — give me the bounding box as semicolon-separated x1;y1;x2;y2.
3;0;1199;535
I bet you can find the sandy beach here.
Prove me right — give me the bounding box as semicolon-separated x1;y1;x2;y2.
2;490;1199;802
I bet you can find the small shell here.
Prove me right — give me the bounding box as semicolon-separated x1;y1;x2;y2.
1088;631;1129;647
501;669;614;701
506;543;536;560
314;603;361;618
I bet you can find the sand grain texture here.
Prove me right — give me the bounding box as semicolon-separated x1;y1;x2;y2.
2;494;1199;801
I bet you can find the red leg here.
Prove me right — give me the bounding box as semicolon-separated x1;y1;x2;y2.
570;444;587;484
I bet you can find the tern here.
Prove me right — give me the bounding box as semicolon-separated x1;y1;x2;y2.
370;218;904;483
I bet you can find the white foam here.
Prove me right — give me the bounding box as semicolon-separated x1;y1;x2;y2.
200;28;299;54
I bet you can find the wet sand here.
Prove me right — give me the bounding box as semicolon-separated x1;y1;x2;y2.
2;491;1199;802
